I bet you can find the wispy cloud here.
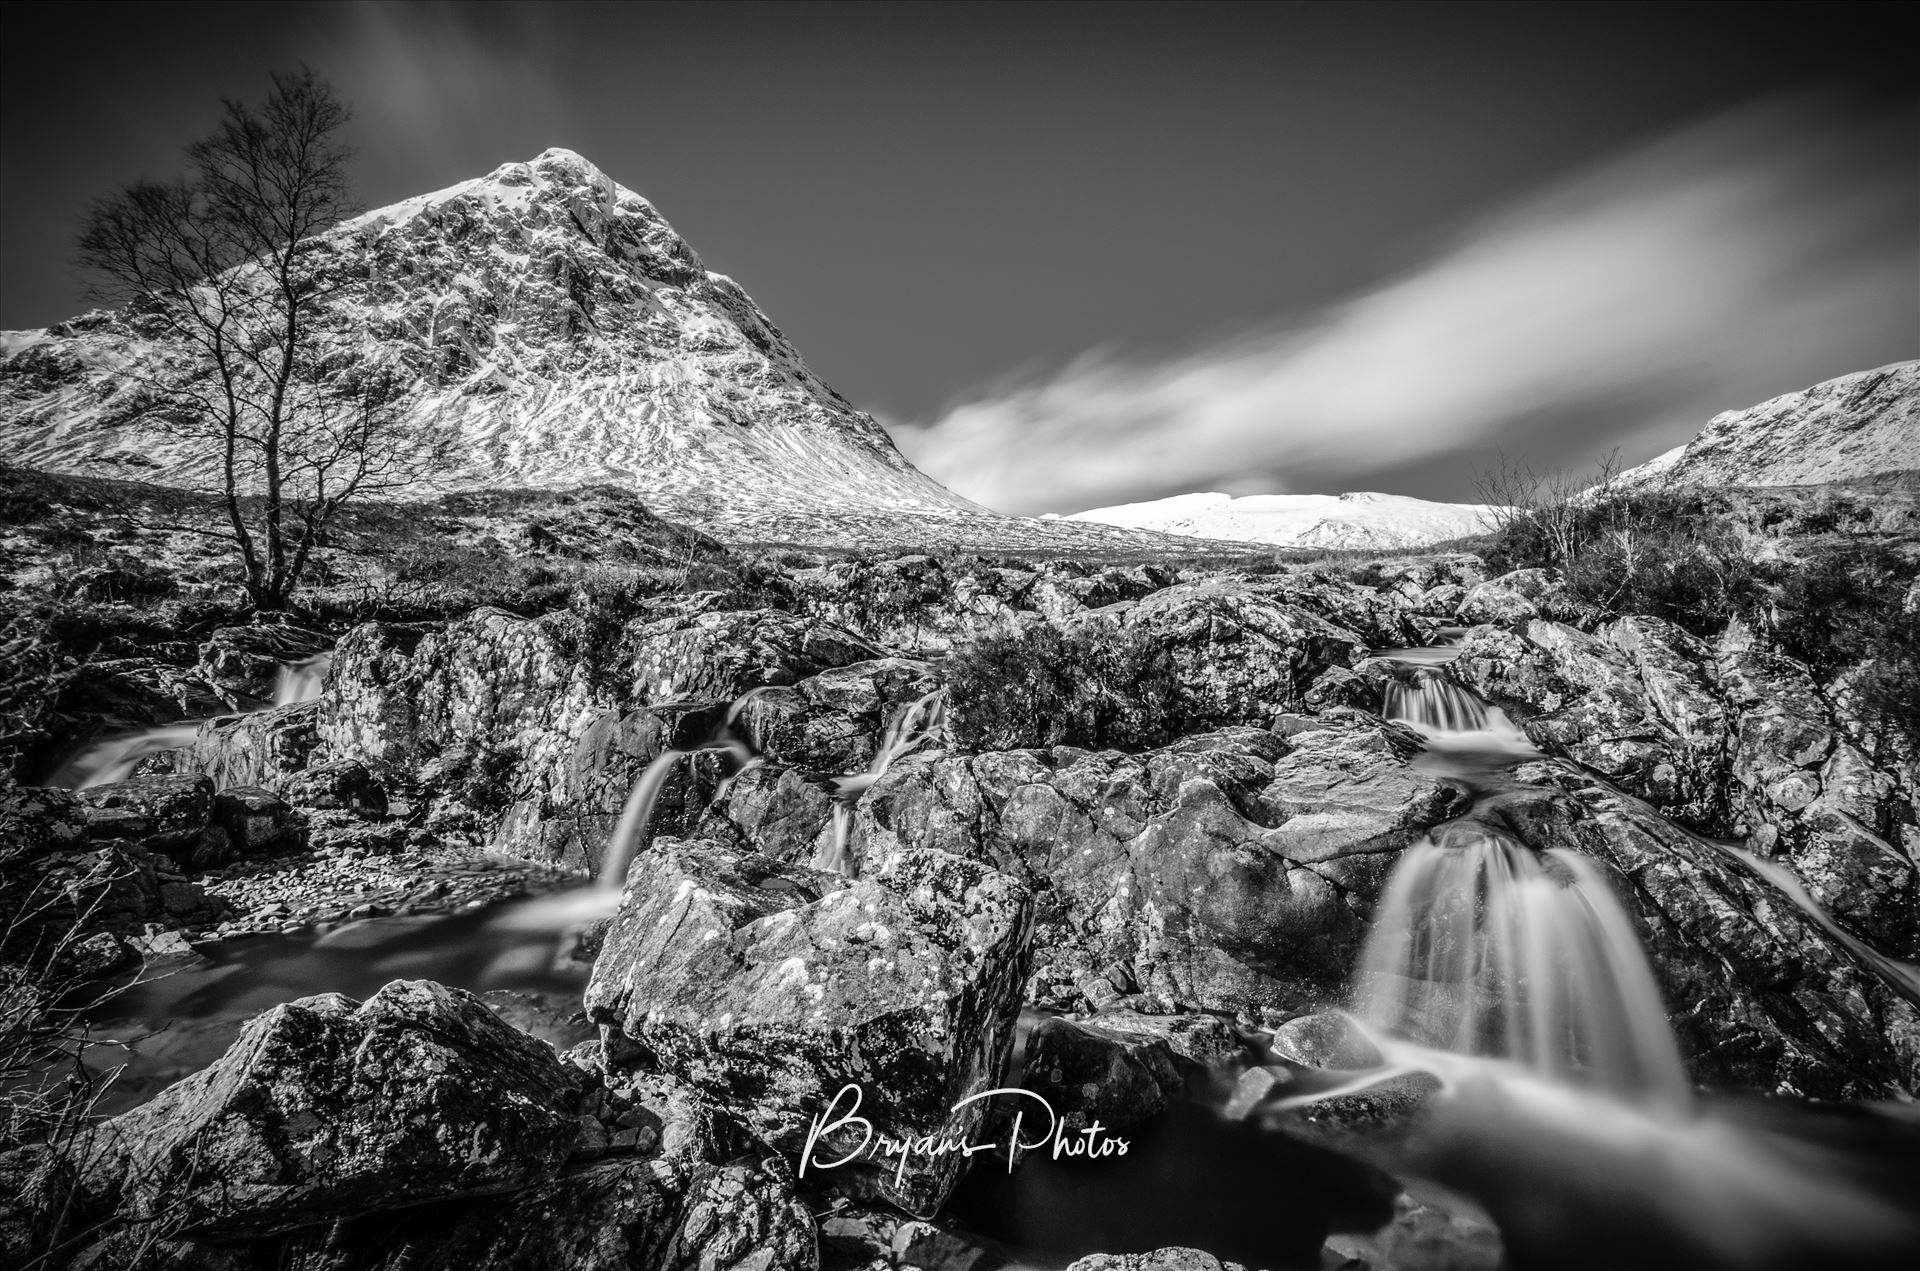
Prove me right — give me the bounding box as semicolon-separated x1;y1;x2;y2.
894;96;1917;514
308;2;572;183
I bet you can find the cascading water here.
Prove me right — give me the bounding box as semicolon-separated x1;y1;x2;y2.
1356;823;1691;1109
1243;665;1920;1269
595;688;772;893
48;651;333;789
810;686;948;875
271;652;333;707
598;749;688;893
1381;669;1489;734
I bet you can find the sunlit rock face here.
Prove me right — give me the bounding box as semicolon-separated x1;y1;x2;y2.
853;719;1466;1014
583;840;1034;1215
1449;613;1920;957
1614;361;1920;489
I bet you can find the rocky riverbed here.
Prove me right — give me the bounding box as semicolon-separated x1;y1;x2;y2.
4;517;1918;1269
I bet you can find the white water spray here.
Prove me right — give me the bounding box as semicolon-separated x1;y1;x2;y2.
271;652;333;707
1382;669;1490;733
1357;823;1692;1109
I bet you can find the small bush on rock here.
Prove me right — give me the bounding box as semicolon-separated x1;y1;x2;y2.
946;617;1181;751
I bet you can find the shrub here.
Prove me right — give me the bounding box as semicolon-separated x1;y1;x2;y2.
946;617;1181;751
1768;542;1912;680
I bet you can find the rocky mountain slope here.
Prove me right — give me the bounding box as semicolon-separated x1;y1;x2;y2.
1063;490;1500;549
0;149;1251;555
1616;361;1920;489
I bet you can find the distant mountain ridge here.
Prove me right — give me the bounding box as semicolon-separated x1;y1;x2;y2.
0;149;1251;554
1063;490;1501;550
1614;362;1919;490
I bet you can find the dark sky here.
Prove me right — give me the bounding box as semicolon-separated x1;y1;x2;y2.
3;2;1914;512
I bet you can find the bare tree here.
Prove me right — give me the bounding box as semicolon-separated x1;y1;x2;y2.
1473;448;1625;569
76;69;421;610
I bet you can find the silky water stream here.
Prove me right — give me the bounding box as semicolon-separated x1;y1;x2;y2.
61;645;1920;1268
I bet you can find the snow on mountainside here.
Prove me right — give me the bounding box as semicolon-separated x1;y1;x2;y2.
0;149;1251;554
1614;362;1920;490
1063;490;1500;550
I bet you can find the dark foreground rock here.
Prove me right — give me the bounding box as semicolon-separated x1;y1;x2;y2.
274;1060;815;1271
85;980;585;1238
585;840;1035;1214
8;983;818;1271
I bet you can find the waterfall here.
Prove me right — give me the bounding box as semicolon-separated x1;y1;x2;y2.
48;723;207;791
811;687;948;876
271;652;333;707
1382;669;1489;733
1356;824;1692;1109
49;650;335;791
597;749;687;892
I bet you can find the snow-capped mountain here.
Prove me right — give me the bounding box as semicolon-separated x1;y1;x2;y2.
1615;362;1919;490
1062;490;1500;550
0;149;1247;553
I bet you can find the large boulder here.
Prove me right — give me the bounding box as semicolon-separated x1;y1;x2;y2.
1019;1017;1184;1134
741;657;944;772
584;841;1035;1214
269;1067;815;1271
85;980;585;1238
856;720;1464;1014
1073;582;1368;731
73;774;214;849
626;608;881;705
179;700;324;793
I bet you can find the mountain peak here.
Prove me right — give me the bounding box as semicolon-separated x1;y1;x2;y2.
0;150;995;542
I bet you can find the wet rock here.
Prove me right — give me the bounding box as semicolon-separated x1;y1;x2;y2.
856;721;1464;1013
208;785;304;855
1074;1009;1247;1070
73;773;213;848
182;700;324;792
1451;615;1918;954
86;980;585;1237
739;657;943;772
1020;1016;1184;1133
1321;1190;1504;1271
584;840;1035;1213
281;760;388;818
196;623;332;701
697;763;839;865
1270;1012;1383;1070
